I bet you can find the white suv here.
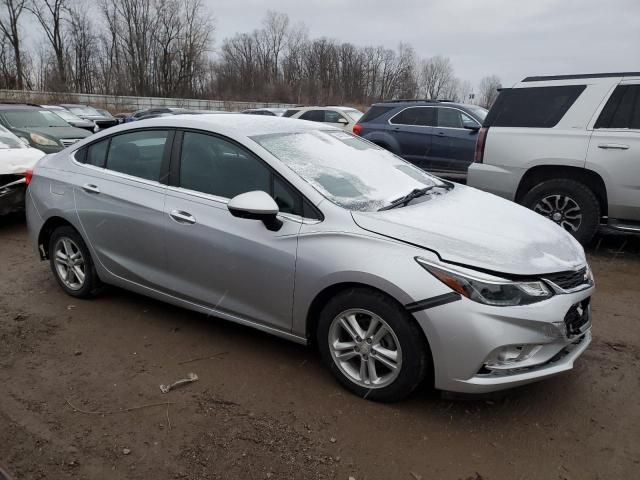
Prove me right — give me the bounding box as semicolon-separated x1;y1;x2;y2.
284;106;363;131
468;72;640;244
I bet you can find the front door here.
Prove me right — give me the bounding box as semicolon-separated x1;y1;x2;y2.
162;130;302;331
586;82;640;221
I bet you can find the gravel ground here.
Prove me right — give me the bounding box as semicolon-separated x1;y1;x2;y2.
1;214;639;480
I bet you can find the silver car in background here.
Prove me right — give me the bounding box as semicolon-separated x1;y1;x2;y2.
26;115;593;401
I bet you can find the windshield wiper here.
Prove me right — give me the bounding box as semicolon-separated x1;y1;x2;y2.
377;181;454;212
378;186;435;211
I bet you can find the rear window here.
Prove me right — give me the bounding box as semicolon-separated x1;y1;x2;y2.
282;109;300;118
595;85;640;129
359;105;395;123
485;85;586;128
389;107;436;127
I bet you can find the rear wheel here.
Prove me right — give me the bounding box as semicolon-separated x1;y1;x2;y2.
316;288;430;402
49;226;102;298
522;178;600;244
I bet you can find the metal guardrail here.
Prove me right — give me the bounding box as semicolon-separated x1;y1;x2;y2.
0;89;295;112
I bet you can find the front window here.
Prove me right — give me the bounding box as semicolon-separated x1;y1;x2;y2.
0;126;25;149
68;106;101;116
3;109;70;128
344;109;363;122
252;130;439;212
50;109;81;122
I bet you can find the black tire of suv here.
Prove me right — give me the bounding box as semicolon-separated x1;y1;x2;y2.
49;226;103;298
316;287;431;402
522;178;601;245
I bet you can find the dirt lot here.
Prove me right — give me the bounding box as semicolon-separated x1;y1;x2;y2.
1;215;639;480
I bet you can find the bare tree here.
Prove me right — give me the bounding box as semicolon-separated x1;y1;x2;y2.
419;55;455;100
478;75;501;108
27;0;68;89
0;0;27;89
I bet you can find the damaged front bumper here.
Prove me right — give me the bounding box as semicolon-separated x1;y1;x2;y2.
0;175;27;216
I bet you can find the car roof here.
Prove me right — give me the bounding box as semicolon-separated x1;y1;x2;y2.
371;100;473;109
114;113;336;137
0;103;43;110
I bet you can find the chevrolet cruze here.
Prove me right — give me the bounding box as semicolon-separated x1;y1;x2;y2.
25;115;594;401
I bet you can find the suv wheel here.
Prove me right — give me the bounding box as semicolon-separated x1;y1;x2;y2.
49;226;102;298
522;178;600;244
316;288;430;402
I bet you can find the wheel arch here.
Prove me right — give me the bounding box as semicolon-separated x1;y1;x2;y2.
37;216;78;259
515;165;608;217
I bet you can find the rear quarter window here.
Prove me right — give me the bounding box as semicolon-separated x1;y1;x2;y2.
485;85;586;128
359;105;395;123
595;85;640;129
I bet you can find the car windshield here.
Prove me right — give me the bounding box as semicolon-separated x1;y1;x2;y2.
4;109;69;128
467;106;488;121
49;109;82;122
344;109;363;122
252;130;439;212
0;125;25;149
67;106;101;116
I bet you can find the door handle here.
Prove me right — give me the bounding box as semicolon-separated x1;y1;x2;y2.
81;183;100;194
598;143;629;150
169;209;196;224
436;131;446;136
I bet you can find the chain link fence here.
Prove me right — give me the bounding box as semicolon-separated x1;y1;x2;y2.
0;89;296;113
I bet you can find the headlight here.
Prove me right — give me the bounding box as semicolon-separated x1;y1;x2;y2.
416;258;553;306
30;133;59;146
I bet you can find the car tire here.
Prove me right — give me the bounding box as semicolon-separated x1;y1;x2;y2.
316;287;430;402
49;226;102;298
522;178;600;244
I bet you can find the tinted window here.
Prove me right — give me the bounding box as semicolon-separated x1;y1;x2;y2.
300;110;324;122
325;111;346;123
273;177;300;214
595;85;640;129
179;131;270;200
390;107;436;126
282;109;300;118
85;139;109;167
106;130;168;181
438;108;463;128
359;106;395;123
485;85;586;128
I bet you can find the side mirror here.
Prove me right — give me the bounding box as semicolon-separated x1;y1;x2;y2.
463;124;481;131
227;191;282;231
337;118;349;125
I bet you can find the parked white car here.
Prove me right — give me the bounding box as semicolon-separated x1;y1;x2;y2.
0;125;45;215
469;71;640;244
286;106;363;131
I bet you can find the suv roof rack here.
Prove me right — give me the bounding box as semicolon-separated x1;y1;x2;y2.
380;98;441;104
523;72;640;82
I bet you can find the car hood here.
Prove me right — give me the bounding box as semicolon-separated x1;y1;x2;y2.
351;184;586;276
18;126;91;139
0;147;45;175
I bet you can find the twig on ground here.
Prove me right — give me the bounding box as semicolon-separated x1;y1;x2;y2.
166;403;172;431
65;398;173;415
178;352;228;365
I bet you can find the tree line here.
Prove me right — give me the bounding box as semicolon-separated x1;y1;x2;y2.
0;1;502;108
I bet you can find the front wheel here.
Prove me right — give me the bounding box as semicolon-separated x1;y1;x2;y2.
521;178;601;244
316;288;430;402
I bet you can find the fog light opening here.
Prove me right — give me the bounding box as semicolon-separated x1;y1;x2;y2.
484;344;543;370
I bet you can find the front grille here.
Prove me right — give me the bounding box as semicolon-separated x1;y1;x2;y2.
60;138;80;147
544;267;588;290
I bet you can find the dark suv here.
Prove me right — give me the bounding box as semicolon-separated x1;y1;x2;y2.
353;100;487;176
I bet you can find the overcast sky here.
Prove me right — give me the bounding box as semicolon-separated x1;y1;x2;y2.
207;0;639;88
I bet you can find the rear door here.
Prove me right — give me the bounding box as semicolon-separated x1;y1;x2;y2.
162;130;303;331
586;82;640;221
430;107;480;173
73;128;173;286
387;106;436;169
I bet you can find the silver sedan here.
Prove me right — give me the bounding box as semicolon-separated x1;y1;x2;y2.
25;114;593;401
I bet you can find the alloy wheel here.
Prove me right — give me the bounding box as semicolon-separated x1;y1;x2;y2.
534;194;582;233
53;237;86;291
328;309;402;389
